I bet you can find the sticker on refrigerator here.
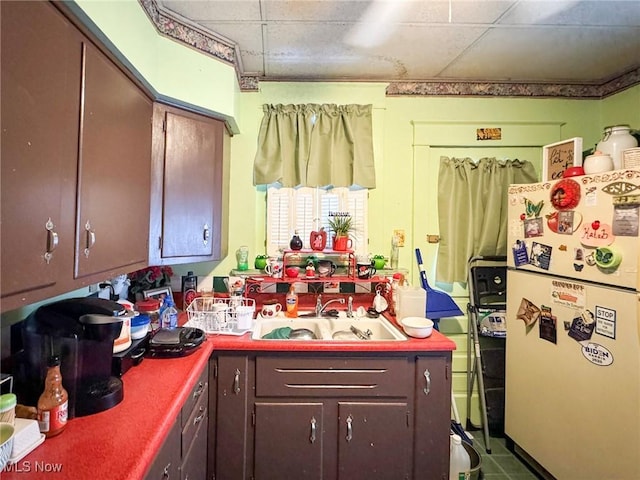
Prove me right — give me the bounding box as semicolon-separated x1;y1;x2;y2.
581;342;613;366
594;306;617;339
568;310;596;342
529;242;552;270
550;280;585;309
539;305;557;344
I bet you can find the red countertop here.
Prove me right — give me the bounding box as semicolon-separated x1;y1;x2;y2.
2;315;454;479
2;341;214;480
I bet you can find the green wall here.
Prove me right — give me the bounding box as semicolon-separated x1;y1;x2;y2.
2;0;638;319
74;0;239;119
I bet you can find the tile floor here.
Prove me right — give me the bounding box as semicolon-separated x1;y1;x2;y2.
470;433;542;480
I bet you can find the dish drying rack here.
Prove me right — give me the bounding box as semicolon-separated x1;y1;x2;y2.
185;296;255;335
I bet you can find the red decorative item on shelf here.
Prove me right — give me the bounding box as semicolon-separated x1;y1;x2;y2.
310;228;327;251
333;235;352;252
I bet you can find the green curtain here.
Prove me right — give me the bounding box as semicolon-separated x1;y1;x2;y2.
253;103;376;188
436;157;538;284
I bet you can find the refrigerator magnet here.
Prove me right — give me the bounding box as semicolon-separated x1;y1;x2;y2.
581;342;614;366
539;305;557;344
611;201;639;237
516;297;541;326
550;179;581;210
580;221;614;247
512;240;529;266
568;310;596;342
524;218;543;238
529;242;552;270
594;305;616;339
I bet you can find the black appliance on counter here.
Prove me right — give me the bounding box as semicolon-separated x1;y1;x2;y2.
13;297;128;418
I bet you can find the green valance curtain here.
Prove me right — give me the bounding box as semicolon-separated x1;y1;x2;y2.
253;103;376;188
436;157;538;284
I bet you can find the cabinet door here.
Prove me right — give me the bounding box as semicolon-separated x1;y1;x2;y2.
150;104;226;265
414;355;452;480
0;1;81;310
215;355;250;480
337;402;411;480
180;406;208;480
145;416;181;480
254;402;324;480
75;40;151;279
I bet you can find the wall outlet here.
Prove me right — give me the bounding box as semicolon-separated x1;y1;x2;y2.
88;284;99;293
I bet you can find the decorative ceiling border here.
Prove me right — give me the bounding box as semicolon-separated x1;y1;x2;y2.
386;67;640;99
139;0;638;97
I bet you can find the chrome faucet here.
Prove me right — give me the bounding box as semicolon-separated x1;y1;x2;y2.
315;295;345;316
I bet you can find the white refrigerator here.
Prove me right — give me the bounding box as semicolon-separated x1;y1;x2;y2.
505;169;640;480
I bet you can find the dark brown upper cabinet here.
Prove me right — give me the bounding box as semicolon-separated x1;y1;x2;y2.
0;1;152;312
1;1;83;309
150;104;228;265
74;40;152;280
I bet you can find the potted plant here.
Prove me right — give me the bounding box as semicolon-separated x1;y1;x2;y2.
328;215;353;251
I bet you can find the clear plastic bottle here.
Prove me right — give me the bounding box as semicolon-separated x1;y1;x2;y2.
161;298;178;329
37;355;68;438
449;433;471;480
390;272;405;315
285;285;299;318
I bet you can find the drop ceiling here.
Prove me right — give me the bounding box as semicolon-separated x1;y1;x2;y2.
148;0;640;97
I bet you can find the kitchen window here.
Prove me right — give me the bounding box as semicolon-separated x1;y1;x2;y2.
266;186;368;257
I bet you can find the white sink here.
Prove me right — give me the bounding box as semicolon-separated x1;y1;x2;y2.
252;313;407;341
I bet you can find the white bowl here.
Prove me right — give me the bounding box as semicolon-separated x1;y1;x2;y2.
400;317;434;338
0;422;15;470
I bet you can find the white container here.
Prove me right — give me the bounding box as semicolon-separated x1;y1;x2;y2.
583;152;614;174
450;433;471;480
596;125;638;170
396;286;426;321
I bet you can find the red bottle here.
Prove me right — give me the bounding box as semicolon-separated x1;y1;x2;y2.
37;355;69;438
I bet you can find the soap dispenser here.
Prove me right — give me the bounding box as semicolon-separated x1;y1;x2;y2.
285;285;299;318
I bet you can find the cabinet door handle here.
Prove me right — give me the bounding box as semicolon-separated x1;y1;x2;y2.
233;368;241;394
193;406;206;426
203;223;210;245
84;221;95;257
345;414;353;442
192;381;205;400
310;416;317;444
44;218;58;264
423;368;431;396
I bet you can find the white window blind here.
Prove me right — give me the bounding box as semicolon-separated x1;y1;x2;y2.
266;186;368;256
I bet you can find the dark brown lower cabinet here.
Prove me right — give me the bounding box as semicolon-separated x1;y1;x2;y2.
212;352;451;480
145;418;181;480
254;402;324;479
146;365;209;480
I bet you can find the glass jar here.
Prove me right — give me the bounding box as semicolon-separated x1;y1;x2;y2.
136;298;161;332
596;125;638;170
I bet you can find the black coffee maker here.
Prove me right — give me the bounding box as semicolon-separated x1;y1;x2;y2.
15;297;126;418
